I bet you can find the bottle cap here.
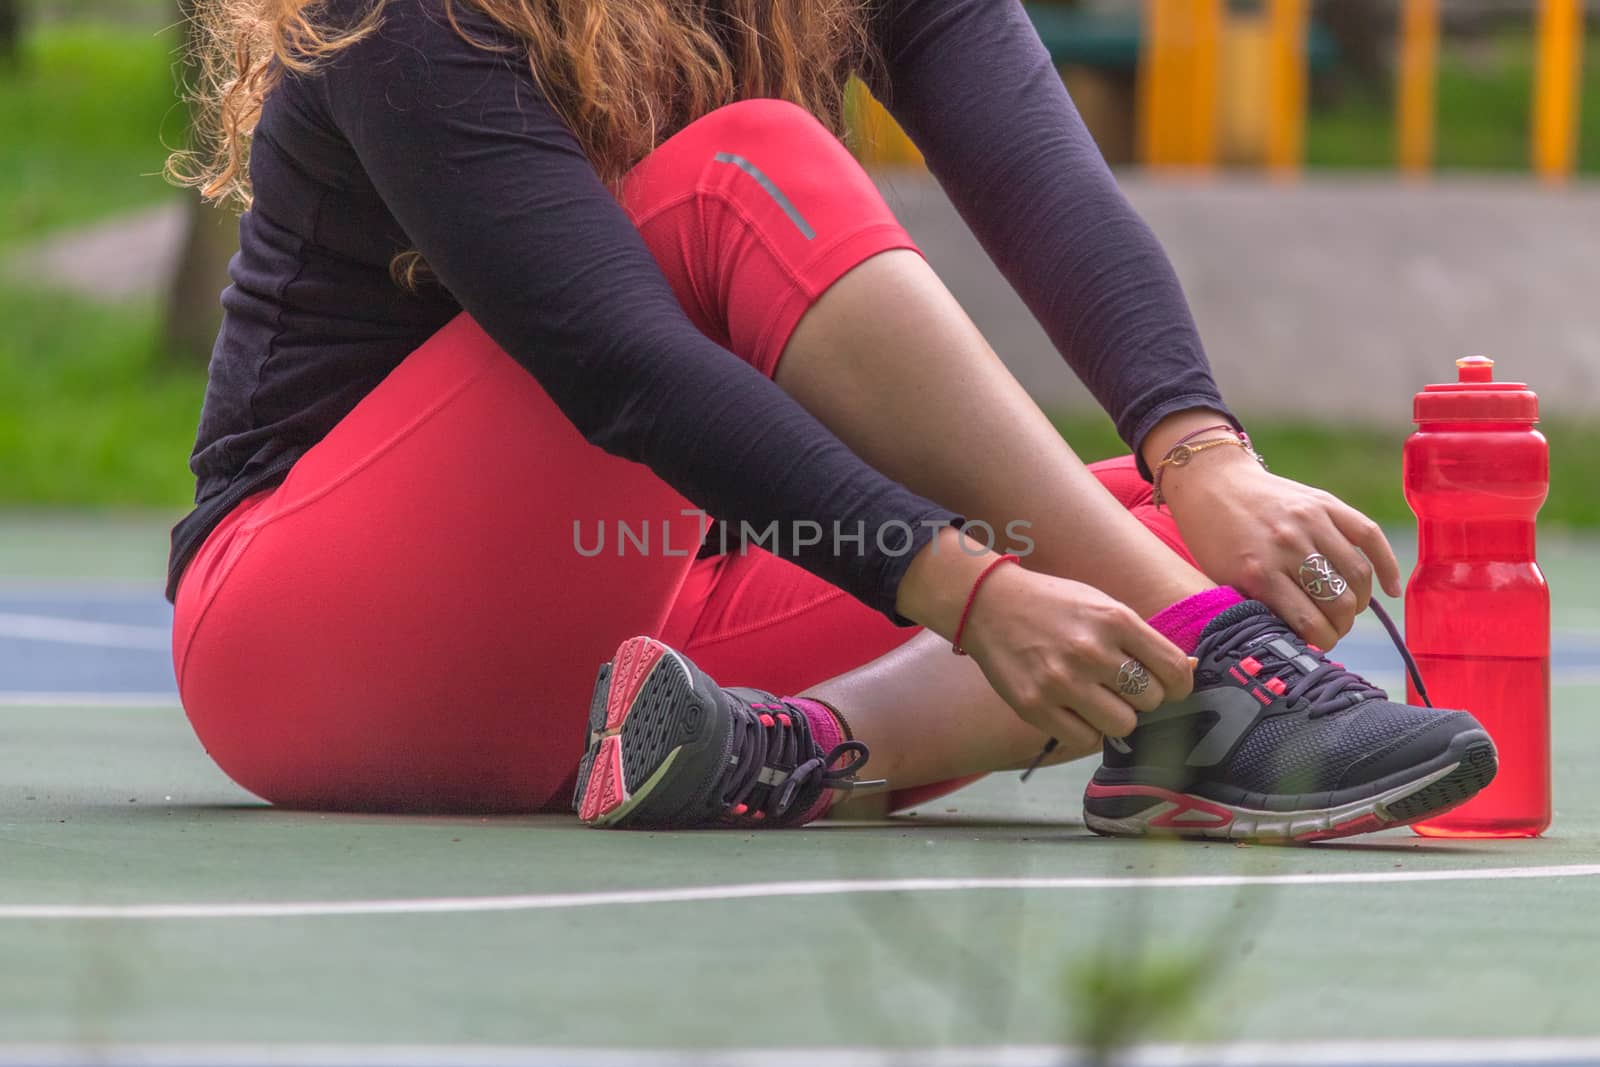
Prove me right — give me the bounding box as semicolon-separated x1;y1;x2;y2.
1414;356;1539;424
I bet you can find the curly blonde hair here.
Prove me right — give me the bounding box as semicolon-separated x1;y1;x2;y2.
170;0;871;211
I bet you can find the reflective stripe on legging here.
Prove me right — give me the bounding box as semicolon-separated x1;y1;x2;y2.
713;152;816;239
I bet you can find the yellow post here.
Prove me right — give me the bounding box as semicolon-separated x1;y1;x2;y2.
1532;0;1584;182
1138;0;1222;169
1396;0;1440;175
1139;0;1179;166
1264;0;1308;175
845;80;924;168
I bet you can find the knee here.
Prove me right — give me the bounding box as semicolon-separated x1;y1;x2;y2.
621;97;906;370
1087;454;1152;508
643;98;862;195
685;98;844;156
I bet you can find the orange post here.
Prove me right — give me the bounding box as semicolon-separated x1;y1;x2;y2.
1532;0;1584;182
1264;0;1308;175
1396;0;1440;175
1138;0;1223;169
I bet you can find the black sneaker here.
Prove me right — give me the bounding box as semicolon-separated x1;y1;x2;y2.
1083;600;1498;843
573;636;882;828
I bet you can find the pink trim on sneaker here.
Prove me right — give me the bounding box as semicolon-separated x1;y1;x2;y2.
1148;587;1244;654
787;697;844;825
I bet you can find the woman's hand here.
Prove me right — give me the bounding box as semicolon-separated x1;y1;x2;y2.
959;564;1197;746
1156;434;1402;651
897;530;1194;747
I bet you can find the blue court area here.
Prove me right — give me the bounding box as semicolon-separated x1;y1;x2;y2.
2;514;1598;1067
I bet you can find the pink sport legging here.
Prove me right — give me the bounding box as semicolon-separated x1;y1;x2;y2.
171;99;1193;814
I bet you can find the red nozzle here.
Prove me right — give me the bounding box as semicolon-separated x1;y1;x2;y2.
1415;355;1537;424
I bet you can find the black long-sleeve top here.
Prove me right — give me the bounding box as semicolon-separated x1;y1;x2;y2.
167;0;1234;616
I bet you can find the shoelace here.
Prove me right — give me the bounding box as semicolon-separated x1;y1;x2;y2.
1208;601;1432;717
1020;599;1433;781
1371;601;1433;707
718;700;884;822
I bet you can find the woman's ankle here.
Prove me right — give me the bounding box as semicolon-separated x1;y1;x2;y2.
786;696;852;824
1147;587;1244;654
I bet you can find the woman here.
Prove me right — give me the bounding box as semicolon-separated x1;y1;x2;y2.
169;0;1495;839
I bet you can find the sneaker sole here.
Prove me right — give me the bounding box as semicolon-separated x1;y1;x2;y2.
572;636;714;828
1083;730;1498;844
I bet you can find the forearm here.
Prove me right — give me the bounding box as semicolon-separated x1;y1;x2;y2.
894;527;999;638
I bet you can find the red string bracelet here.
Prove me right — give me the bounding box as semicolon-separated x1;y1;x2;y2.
951;554;1020;656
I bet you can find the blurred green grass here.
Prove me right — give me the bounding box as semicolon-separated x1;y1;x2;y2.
0;23;185;244
1308;29;1600;173
0;20;199;508
0;285;203;507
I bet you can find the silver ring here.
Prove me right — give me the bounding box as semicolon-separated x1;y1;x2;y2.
1115;658;1151;697
1298;552;1349;602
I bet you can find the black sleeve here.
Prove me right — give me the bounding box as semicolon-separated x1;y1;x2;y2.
871;0;1238;475
314;0;959;620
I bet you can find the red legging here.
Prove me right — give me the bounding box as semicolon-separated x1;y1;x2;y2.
171;99;1193;814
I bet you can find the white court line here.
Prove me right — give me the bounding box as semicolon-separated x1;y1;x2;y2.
0;612;168;650
0;579;165;596
4;1039;1600;1067
4;864;1599;921
0;692;177;708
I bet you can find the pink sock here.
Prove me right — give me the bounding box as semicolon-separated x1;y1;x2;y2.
787;696;844;825
1148;587;1244;654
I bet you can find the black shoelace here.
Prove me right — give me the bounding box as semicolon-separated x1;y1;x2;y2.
1370;601;1433;707
718;700;884;822
1207;601;1432;718
1021;600;1433;781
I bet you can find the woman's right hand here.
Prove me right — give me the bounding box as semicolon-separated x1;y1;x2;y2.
959;563;1195;746
897;531;1194;747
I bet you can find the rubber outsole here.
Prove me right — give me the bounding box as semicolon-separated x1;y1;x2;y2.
1384;735;1499;822
1083;731;1498;844
573;636;707;828
573;640;841;830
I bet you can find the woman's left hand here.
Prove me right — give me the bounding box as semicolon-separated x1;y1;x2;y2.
1157;438;1402;651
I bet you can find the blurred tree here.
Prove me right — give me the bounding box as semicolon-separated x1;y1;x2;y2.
1313;0;1391;89
163;0;238;367
0;0;20;67
164;194;237;367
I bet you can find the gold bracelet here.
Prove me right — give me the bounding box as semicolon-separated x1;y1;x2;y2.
1152;435;1264;507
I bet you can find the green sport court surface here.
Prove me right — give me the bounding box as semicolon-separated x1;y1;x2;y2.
1;514;1598;1067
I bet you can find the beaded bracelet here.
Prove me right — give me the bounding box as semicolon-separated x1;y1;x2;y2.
951;554;1020;656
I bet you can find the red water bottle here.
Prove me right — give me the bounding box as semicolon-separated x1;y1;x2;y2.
1404;355;1550;837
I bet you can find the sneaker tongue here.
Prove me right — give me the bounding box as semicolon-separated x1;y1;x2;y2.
1198;597;1274;641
